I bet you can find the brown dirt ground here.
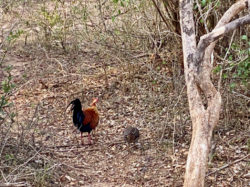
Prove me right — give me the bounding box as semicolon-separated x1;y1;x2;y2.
2;47;248;186
0;2;249;186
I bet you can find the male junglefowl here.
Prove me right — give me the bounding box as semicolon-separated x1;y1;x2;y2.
67;98;99;145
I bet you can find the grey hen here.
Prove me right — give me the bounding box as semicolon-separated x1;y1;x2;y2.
124;126;140;143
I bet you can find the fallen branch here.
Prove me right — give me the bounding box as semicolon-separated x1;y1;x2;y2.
0;182;28;187
232;91;250;100
6;147;42;181
206;154;250;176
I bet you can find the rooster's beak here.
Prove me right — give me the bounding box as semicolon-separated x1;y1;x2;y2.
66;101;74;112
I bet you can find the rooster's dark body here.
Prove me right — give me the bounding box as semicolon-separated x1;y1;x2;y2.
68;98;99;144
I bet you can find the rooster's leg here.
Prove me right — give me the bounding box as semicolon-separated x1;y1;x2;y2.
88;133;92;144
81;132;84;145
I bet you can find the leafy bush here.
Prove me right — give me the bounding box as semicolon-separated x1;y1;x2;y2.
213;35;249;90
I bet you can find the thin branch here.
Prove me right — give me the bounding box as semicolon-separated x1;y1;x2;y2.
0;122;12;158
159;113;169;143
0;169;7;183
195;0;209;33
6;147;42;180
0;182;28;187
218;30;236;92
151;0;169;28
205;0;248;64
0;21;19;50
197;14;250;54
232;91;250;100
207;154;250;176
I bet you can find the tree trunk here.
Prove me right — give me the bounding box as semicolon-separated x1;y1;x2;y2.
179;0;250;186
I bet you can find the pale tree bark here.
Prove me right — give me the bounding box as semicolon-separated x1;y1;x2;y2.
179;0;250;186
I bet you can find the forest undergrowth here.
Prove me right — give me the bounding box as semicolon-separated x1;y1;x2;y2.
0;1;249;186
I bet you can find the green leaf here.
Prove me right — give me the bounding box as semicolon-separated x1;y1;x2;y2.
222;73;228;79
120;1;124;7
213;65;221;73
10;112;16;119
231;43;237;49
230;82;236;90
0;96;8;110
239;50;245;55
114;29;120;35
214;1;220;8
241;35;248;41
201;0;207;7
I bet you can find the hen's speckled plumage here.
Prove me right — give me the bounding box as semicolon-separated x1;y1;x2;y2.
124;126;140;143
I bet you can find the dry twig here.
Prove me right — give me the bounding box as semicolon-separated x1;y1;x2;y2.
207;154;250;176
